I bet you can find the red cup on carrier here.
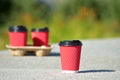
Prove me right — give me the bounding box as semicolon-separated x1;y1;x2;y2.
31;27;49;46
59;40;83;73
8;25;28;46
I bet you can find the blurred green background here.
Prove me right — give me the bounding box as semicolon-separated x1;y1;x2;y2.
0;0;120;50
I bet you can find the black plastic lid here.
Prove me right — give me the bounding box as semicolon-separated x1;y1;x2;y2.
59;40;82;46
9;25;27;32
32;27;49;32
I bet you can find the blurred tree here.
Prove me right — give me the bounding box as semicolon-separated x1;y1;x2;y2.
10;0;52;23
61;0;120;21
0;0;12;25
32;0;52;22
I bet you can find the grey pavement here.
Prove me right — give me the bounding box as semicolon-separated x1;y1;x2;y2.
0;38;120;80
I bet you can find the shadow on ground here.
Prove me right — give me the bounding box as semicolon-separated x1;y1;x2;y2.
23;52;60;56
79;69;115;73
24;51;36;56
50;52;60;56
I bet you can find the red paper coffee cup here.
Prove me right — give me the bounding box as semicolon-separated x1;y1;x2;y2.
31;27;49;46
8;25;28;46
59;40;82;73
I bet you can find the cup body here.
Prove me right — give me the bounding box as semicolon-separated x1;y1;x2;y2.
31;27;49;46
59;40;82;73
32;32;49;46
8;25;27;46
9;32;27;46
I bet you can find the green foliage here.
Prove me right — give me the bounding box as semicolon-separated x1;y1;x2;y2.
61;0;120;21
0;0;12;24
0;0;120;50
10;0;52;22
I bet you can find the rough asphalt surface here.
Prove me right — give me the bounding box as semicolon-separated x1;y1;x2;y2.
0;38;120;80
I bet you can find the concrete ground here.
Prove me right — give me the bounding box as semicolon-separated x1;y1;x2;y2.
0;38;120;80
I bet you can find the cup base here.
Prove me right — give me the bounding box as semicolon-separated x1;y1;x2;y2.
62;70;78;73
